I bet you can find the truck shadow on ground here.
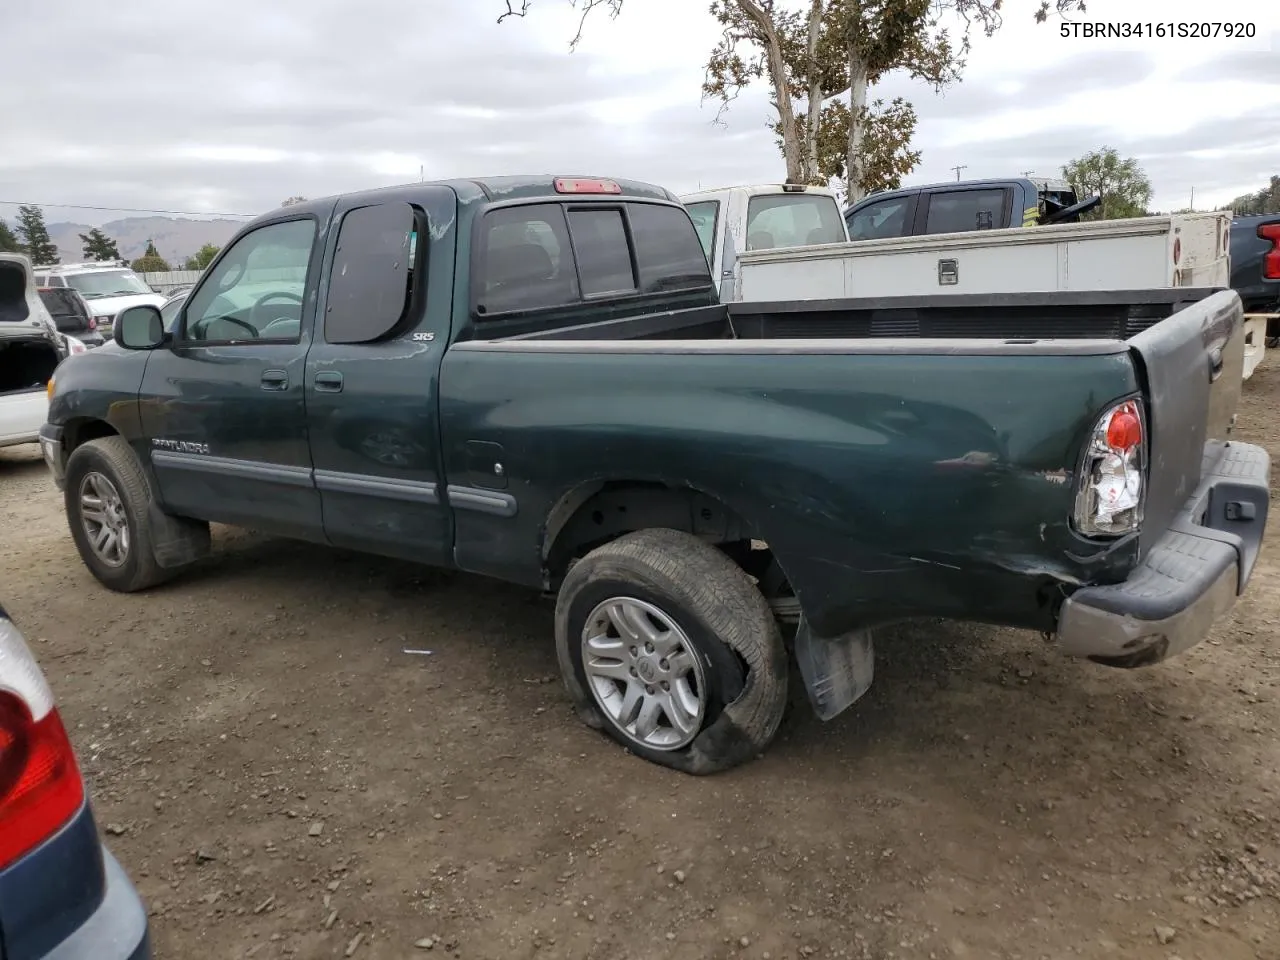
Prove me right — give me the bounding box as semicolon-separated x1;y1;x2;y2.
178;527;1210;807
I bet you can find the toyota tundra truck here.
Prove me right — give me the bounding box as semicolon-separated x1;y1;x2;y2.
38;175;1270;775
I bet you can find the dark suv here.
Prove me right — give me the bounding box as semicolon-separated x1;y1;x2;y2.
36;288;105;348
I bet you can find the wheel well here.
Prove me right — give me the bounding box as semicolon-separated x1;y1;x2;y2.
541;482;795;617
63;418;119;455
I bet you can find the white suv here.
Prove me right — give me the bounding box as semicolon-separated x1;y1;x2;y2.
31;262;165;332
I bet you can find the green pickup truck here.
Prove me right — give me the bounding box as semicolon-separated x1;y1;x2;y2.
39;175;1270;775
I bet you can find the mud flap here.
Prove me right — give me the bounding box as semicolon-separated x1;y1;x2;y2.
147;502;211;568
794;616;875;721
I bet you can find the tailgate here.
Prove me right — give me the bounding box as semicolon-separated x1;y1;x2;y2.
1128;289;1244;553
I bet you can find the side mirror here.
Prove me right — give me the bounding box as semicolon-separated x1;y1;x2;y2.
114;305;166;350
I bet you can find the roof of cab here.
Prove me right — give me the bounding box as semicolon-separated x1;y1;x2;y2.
245;175;681;229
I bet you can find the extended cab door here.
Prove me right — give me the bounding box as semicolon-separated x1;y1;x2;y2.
303;189;455;565
138;213;327;540
912;185;1013;234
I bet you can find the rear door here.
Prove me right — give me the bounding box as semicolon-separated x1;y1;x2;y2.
914;186;1013;234
304;188;456;565
138;214;326;540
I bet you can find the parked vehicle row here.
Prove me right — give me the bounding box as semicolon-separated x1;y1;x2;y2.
2;253;83;450
31;262;166;338
39;174;1269;779
685;180;1266;379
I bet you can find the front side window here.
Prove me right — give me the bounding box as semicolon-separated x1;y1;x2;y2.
847;196;913;241
744;194;846;251
182;219;315;343
924;189;1006;235
684;201;719;261
160;293;187;332
64;269;151;299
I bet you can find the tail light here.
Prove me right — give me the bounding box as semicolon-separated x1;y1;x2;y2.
1259;222;1280;281
0;616;85;870
1073;398;1146;537
87;316;97;330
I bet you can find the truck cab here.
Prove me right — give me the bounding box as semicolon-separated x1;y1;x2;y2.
680;184;849;298
843;176;1092;242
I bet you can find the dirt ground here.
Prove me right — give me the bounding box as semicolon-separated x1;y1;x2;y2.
3;371;1280;960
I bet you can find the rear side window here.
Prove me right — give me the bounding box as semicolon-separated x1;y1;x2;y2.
475;200;713;317
325;201;418;344
924;189;1006;234
744;194;846;251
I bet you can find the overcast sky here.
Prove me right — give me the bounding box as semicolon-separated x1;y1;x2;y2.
2;0;1277;229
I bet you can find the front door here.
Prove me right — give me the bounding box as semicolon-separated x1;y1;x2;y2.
304;189;455;564
139;214;327;541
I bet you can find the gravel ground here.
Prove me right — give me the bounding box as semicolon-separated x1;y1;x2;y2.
3;365;1280;960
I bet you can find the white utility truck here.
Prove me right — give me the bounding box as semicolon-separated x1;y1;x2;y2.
682;185;1261;379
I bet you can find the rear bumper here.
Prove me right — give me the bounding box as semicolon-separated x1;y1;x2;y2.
1057;440;1270;666
43;846;151;960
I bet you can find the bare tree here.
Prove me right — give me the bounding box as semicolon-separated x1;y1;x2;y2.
501;1;1088;200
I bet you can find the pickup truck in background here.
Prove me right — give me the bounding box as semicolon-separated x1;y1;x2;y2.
679;183;849;298
842;176;1098;241
39;175;1270;775
1229;212;1280;341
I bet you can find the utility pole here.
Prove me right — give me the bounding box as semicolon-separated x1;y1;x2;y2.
1189;186;1195;211
1021;170;1034;177
950;164;967;181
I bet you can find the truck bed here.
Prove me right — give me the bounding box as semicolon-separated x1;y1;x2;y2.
486;288;1228;345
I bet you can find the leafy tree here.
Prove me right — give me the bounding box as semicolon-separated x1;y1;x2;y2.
15;205;59;265
1061;147;1152;220
183;243;221;271
1227;175;1280;216
0;219;20;253
500;1;1088;202
131;240;171;273
281;196;308;207
79;227;121;262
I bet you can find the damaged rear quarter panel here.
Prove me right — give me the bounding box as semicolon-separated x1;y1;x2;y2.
439;344;1140;636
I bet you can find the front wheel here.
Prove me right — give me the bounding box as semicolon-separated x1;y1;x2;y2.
64;436;173;592
554;528;789;774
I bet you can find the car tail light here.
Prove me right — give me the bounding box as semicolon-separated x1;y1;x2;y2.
553;177;622;195
1259;222;1280;280
87;316;97;330
0;617;85;870
1073;398;1146;537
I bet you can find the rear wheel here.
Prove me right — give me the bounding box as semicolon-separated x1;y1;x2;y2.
64;437;192;592
555;528;788;774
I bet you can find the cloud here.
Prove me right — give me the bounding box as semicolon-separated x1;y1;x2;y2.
1;0;1277;235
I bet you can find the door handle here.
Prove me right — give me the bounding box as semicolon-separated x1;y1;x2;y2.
260;369;289;391
314;371;344;393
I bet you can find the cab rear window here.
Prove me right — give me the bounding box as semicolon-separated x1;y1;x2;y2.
474;200;712;317
744;194;846;251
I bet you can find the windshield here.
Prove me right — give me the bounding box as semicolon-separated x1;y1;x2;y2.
64;269;154;299
744;194;846;251
684;201;719;261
